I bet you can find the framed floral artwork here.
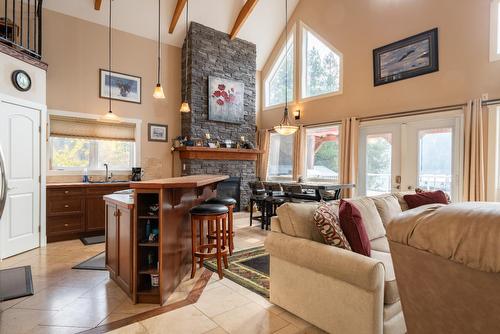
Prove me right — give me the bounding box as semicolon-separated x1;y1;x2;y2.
208;76;244;124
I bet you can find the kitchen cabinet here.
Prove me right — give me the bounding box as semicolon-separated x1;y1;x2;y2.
46;183;129;242
104;194;134;297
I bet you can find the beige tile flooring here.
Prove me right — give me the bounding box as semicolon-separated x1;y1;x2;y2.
0;213;323;334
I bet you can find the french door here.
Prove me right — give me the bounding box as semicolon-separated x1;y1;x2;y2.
358;113;462;201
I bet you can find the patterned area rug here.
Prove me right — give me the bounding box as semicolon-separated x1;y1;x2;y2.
204;246;270;298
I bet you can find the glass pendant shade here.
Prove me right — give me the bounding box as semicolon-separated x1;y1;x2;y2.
274;107;298;135
153;83;165;99
100;111;122;123
180;101;191;113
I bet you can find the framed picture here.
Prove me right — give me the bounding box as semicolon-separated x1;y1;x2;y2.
100;69;142;104
373;28;439;86
208;76;244;124
148;123;168;142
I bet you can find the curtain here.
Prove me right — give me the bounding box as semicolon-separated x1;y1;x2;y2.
256;129;270;180
463;99;486;201
292;125;305;181
340;117;359;198
50;115;136;141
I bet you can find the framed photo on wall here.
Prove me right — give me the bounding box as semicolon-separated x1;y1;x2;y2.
100;69;142;104
208;76;245;124
148;123;168;142
373;28;439;86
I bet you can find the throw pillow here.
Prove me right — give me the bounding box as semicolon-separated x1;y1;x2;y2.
403;190;449;209
313;203;351;250
338;200;371;256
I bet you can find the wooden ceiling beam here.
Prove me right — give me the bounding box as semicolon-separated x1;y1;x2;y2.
230;0;259;40
169;0;188;34
94;0;103;10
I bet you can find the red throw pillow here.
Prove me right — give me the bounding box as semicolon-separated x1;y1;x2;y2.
338;200;371;257
403;190;449;209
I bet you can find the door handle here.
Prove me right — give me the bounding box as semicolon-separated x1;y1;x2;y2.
0;145;7;220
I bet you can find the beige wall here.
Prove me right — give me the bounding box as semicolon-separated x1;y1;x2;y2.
260;0;500;129
42;9;181;181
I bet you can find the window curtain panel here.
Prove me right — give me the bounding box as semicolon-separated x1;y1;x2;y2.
256;129;270;180
463;99;486;201
292;125;305;181
340;117;359;198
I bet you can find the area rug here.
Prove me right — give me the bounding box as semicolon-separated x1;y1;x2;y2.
0;266;34;302
80;235;105;245
72;251;106;271
204;246;270;298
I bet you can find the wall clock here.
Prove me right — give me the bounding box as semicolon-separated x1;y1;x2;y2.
11;70;32;92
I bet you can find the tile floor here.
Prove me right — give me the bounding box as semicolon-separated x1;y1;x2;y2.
0;212;324;334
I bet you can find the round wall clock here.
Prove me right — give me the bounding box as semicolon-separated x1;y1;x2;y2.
11;70;32;92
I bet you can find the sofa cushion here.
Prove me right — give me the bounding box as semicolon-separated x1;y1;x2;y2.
371;250;399;304
346;197;386;240
372;194;402;227
313;203;351;250
275;202;324;243
371;236;390;253
394;191;415;211
403;190;449;209
339;200;371;256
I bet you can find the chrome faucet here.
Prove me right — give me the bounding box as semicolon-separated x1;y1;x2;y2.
104;163;112;182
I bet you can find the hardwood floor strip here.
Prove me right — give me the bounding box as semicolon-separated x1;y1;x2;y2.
80;269;213;334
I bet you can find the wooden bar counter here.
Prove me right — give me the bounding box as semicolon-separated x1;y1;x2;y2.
108;174;228;304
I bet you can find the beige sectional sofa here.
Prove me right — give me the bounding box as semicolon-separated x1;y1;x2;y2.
264;193;410;334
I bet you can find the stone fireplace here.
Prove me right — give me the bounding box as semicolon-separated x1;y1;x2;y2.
180;22;257;209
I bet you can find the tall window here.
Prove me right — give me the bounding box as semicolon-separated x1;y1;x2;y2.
304;125;341;183
267;132;295;181
301;25;342;99
491;0;500;61
265;35;294;108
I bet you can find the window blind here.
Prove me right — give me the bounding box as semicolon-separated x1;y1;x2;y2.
49;115;136;142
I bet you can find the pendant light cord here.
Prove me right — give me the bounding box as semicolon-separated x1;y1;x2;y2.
184;0;189;101
284;0;288;115
108;0;112;113
157;0;161;84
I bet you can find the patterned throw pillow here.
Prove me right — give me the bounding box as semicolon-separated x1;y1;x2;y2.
313;202;352;250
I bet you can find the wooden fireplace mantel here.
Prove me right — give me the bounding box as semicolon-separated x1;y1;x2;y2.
174;146;263;161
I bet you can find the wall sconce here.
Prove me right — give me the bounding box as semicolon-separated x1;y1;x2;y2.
294;109;301;120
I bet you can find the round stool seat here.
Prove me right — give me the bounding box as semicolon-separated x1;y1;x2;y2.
190;204;228;215
205;197;237;206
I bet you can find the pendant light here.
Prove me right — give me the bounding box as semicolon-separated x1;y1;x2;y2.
153;0;166;99
273;0;297;136
179;0;191;113
101;0;121;123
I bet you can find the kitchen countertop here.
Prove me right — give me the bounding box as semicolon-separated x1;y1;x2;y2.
130;175;229;189
103;193;134;209
47;181;130;188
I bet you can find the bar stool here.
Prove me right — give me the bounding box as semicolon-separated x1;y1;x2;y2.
190;204;229;279
205;197;237;255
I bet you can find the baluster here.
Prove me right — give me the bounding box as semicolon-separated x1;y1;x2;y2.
27;0;30;49
12;0;15;44
20;0;23;46
4;0;7;39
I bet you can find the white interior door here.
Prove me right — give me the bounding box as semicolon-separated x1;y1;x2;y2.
358;113;462;200
358;124;401;196
0;100;40;259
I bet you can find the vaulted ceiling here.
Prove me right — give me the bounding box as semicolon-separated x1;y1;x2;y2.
43;0;300;70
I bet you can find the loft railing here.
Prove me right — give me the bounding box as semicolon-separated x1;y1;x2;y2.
0;0;43;59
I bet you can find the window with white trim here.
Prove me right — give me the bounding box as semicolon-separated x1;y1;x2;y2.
301;25;342;99
264;34;294;108
267;132;295;181
304;125;341;183
490;0;500;61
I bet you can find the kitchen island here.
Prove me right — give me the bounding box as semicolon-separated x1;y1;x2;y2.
104;175;228;304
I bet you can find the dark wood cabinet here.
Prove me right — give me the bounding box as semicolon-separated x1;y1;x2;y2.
105;196;134;297
46;183;129;242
